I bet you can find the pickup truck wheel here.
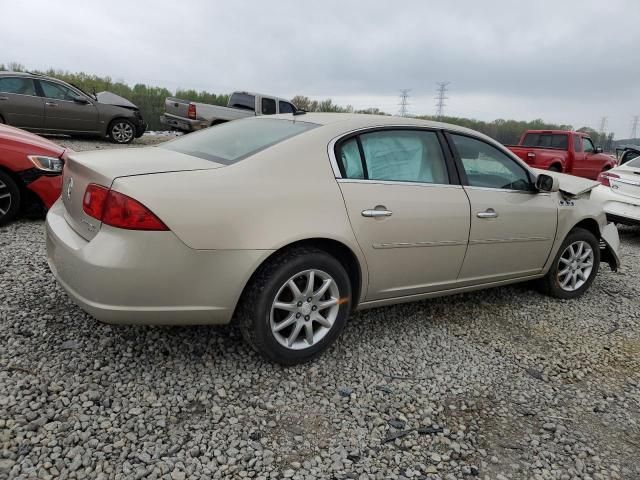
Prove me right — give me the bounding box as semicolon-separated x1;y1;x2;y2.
538;228;600;299
108;119;135;144
548;164;561;172
0;170;20;226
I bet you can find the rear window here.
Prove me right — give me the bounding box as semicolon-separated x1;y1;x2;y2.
159;118;318;164
228;92;255;111
522;133;568;150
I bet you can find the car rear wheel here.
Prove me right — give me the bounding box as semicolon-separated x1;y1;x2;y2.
237;246;352;365
108;119;135;144
0;170;20;226
538;228;600;299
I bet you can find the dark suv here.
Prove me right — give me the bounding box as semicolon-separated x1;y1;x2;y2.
0;72;146;144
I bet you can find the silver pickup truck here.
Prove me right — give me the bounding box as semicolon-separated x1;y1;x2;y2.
160;91;297;132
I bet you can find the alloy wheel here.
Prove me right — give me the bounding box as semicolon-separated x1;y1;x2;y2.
0;178;12;218
557;240;594;292
270;269;341;350
111;122;134;143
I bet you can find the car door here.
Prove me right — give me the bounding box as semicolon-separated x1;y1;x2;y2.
570;135;590;178
335;128;471;300
0;76;44;129
447;133;557;284
37;80;99;133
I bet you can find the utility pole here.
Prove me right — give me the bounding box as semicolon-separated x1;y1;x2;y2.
630;115;639;139
398;89;411;117
435;82;450;119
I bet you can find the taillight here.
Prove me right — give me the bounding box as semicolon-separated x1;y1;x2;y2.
598;171;619;187
83;184;168;231
188;103;196;120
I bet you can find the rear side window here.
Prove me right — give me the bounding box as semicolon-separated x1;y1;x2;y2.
160;117;318;164
261;98;276;115
336;130;449;184
279;101;295;114
627;156;640;168
522;133;568;150
228;92;255;111
0;77;37;96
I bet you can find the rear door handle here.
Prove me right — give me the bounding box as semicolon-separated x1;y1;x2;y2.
362;208;393;218
477;208;498;219
0;96;8;101
45;101;58;107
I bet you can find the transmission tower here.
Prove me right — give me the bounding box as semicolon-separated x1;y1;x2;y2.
435;82;450;119
398;89;411;117
630;115;639;139
598;116;608;137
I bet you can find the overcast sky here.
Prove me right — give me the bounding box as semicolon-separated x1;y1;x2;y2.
2;0;638;136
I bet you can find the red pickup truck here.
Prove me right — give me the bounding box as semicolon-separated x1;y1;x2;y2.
507;130;616;179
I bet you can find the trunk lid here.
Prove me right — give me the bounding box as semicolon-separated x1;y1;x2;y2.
609;165;640;199
62;146;223;240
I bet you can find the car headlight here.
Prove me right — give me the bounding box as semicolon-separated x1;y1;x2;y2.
28;155;64;173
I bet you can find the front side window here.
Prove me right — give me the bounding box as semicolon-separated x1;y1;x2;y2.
261;98;276;115
358;130;448;184
39;80;77;101
279;101;295;114
583;137;595;153
451;134;533;191
573;135;582;152
0;77;37;96
160;117;317;164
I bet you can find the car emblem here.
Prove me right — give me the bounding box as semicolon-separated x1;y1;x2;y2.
67;177;74;199
611;184;619;190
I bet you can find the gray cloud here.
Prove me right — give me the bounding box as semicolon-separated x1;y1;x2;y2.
1;0;638;135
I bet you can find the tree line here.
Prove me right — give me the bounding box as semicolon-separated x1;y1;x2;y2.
0;62;615;146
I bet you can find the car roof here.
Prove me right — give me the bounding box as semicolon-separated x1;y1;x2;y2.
262;112;497;141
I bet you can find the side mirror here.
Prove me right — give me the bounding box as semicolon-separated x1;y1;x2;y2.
535;173;559;193
595;146;603;153
72;95;89;104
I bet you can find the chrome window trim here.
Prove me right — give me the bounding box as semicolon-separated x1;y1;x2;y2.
462;185;549;195
337;178;462;189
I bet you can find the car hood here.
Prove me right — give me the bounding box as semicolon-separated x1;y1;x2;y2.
0;123;65;156
96;91;138;109
532;168;600;197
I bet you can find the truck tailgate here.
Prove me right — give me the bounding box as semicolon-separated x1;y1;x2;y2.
165;97;191;118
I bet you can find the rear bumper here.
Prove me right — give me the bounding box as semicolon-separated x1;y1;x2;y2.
45;199;271;325
591;185;640;225
160;114;207;132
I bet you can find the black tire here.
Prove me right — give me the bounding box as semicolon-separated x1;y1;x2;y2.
538;228;600;299
548;164;562;172
0;170;21;226
237;246;352;365
108;119;135;144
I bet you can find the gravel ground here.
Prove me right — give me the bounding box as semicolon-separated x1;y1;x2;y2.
1;138;639;479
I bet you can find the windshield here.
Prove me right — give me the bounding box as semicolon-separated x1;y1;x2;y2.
159;117;318;164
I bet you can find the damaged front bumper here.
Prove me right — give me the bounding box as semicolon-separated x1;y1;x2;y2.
600;223;621;272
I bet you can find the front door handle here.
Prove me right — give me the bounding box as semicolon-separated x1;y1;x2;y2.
362;208;393;218
45;101;58;107
477;208;498;219
0;96;8;101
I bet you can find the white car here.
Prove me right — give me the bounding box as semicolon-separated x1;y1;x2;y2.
592;155;640;226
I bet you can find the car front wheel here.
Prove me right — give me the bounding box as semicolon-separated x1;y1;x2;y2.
0;170;20;226
237;247;352;365
539;228;600;299
108;119;135;144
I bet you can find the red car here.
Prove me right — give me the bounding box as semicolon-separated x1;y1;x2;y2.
507;130;616;179
0;124;67;225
